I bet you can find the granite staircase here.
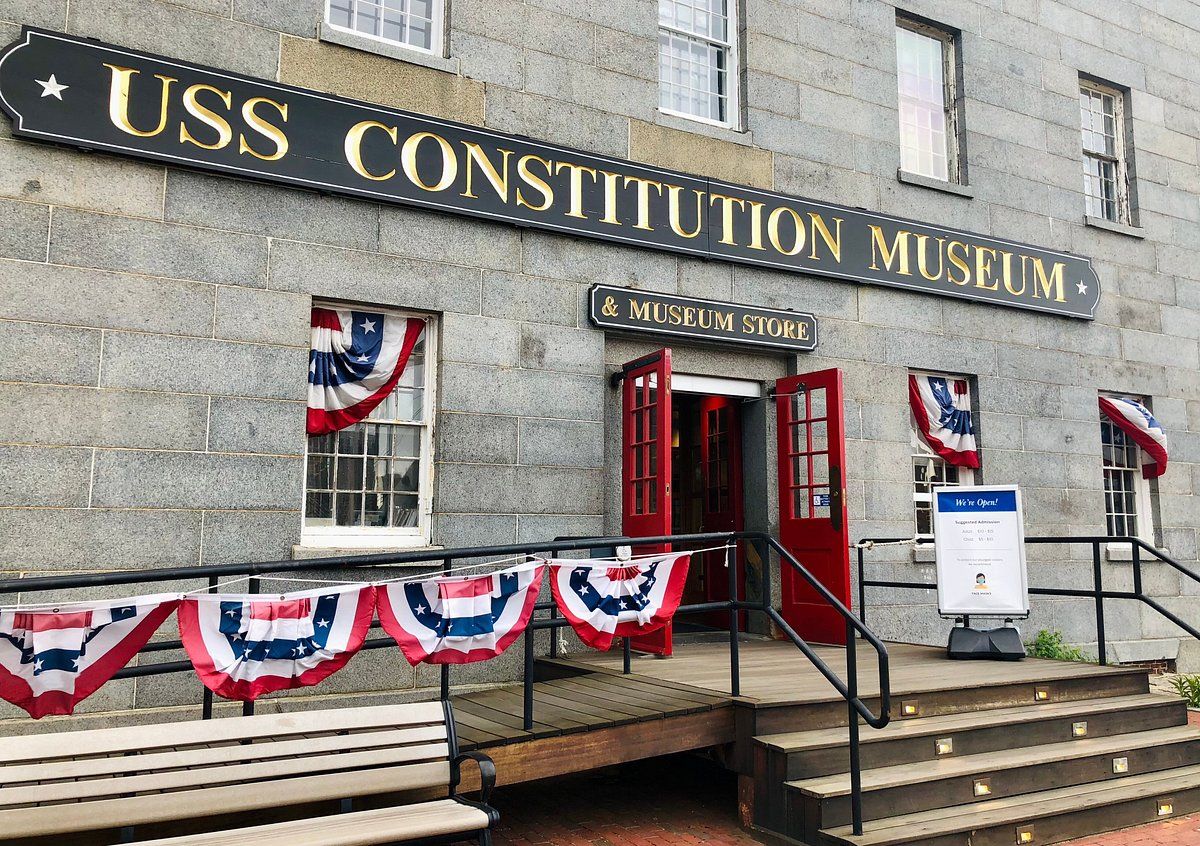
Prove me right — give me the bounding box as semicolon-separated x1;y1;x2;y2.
750;663;1200;846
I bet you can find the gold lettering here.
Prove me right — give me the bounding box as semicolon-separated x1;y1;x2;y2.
666;185;705;239
1000;251;1019;296
623;175;664;231
598;170;622;225
709;193;745;246
946;240;971;285
555;161;598;219
1029;257;1066;302
630;299;649;322
401;131;458;192
104;64;176;138
742;314;756;334
462;142;512;201
914;234;945;281
344;121;398;181
667;304;682;323
868;226;911;276
715;312;733;332
516;154;554;211
179;83;233;150
747;201;766;251
681;306;696;327
239;97;289;161
808;213;843;262
767;206;806;256
796;321;810;340
975;246;999;291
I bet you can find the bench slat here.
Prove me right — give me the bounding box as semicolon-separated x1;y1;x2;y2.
0;742;450;806
0;761;452;838
0;726;446;785
131;800;490;846
0;702;447;763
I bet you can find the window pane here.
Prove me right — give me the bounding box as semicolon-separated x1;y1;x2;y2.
896;24;951;181
658;0;732;124
328;0;439;50
1100;407;1142;538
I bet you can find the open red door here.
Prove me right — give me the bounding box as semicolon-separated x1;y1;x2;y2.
621;349;673;655
699;396;745;625
775;368;851;645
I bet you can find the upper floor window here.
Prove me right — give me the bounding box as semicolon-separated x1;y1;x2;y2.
1079;79;1132;224
1099;394;1158;541
327;0;443;55
909;372;978;536
895;17;961;183
658;0;740;128
304;307;437;548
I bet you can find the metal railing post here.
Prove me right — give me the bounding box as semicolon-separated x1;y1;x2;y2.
727;542;741;697
1093;542;1107;666
846;618;863;836
623;638;632;674
857;544;866;625
523;614;535;731
1133;542;1143;597
241;576;259;717
440;556;452;702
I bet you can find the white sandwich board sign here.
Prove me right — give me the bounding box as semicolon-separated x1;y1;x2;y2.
933;484;1030;618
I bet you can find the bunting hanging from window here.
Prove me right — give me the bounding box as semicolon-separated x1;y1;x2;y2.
908;374;980;469
376;564;545;665
178;584;376;701
548;553;691;651
0;596;178;719
1099;396;1169;478
307;307;425;436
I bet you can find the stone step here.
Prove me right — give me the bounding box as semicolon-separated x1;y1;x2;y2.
789;725;1200;835
818;762;1200;846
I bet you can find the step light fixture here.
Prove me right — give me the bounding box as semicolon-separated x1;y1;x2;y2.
1034;687;1049;701
1071;721;1088;737
1112;756;1129;774
901;700;920;717
1157;798;1174;817
973;778;992;797
935;737;954;756
1016;827;1035;844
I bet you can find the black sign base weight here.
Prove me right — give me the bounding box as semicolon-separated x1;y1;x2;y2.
947;624;1025;661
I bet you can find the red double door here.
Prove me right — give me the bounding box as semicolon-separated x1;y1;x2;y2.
620;350;851;652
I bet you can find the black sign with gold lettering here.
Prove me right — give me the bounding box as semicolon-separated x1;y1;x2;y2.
589;285;817;351
0;29;1102;319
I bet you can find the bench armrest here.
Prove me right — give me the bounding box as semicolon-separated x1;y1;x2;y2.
450;751;497;806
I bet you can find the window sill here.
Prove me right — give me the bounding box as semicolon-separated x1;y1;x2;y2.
912;544;936;564
654;109;753;146
897;169;975;198
319;22;459;75
1084;215;1145;239
1105;542;1166;562
293;539;439;559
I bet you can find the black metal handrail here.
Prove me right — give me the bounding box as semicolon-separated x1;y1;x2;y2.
0;530;890;836
856;535;1200;665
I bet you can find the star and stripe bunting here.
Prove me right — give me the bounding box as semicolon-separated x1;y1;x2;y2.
307;306;425;436
376;565;544;665
908;374;980;469
1099;396;1169;479
0;596;179;719
178;584;376;702
547;553;691;651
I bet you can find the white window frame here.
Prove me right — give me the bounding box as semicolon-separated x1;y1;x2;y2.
910;370;976;538
895;16;962;184
324;0;446;57
1079;78;1131;225
1099;393;1154;547
301;308;438;550
657;0;742;130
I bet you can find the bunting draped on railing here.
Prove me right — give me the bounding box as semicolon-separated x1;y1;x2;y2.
0;596;179;718
178;584;376;702
908;374;980;469
1099;396;1169;478
307;306;425;436
547;552;691;650
0;550;716;717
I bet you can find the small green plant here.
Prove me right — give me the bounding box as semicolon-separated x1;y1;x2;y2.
1169;675;1200;708
1025;628;1089;662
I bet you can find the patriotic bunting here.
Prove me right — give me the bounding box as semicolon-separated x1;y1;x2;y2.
1099;396;1169;479
908;374;980;469
307;306;425;436
0;596;178;719
178;584;375;701
377;565;544;665
548;553;691;651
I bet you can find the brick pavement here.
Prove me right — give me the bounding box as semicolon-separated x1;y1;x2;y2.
490;752;1200;846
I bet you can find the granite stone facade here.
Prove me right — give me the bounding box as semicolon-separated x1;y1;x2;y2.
0;0;1196;728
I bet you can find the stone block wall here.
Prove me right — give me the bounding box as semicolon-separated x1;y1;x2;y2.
0;0;1195;727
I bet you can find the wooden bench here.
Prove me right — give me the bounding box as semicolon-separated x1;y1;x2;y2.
0;700;497;845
